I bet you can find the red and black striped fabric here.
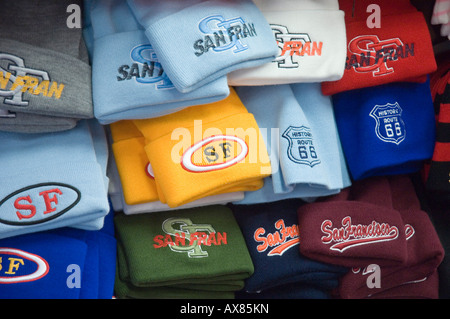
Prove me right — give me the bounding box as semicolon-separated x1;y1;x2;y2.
423;57;450;202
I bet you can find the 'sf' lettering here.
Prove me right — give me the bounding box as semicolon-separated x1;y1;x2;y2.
39;188;62;214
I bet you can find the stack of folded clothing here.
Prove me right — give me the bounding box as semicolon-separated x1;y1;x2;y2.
86;0;230;125
4;0;435;300
297;175;444;299
231;199;349;299
0;0;93;133
108;115;246;214
0;210;116;299
126;0;278;94
234;83;350;204
323;0;439;186
124;88;271;208
322;0;437;96
228;0;347;85
0;120;110;239
332;78;436;181
114;205;254;299
106;148;244;215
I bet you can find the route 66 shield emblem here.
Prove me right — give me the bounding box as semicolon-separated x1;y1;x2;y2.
369;102;406;145
282;126;321;167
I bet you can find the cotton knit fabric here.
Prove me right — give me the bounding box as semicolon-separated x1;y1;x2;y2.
87;0;230;125
297;176;409;268
234;83;350;204
0;112;78;134
127;0;278;93
337;175;444;299
235;282;333;299
365;271;440;299
0;231;88;299
0;0;93;133
109;120;160;206
321;0;437;96
232;199;348;298
107;139;244;215
0;214;116;300
333;78;436;181
114;205;254;299
109;119;244;210
0;120;110;239
132;88;271;208
228;0;346;85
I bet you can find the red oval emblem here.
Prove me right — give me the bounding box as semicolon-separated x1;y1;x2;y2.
0;248;49;284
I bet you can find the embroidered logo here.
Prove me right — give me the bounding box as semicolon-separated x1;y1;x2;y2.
0;248;49;284
369;102;406;145
193;15;257;56
253;219;300;256
321;216;400;252
181;135;248;173
0;53;65;106
271;24;322;69
0;183;81;226
282;126;320;167
153;217;227;258
346;35;414;76
352;223;415;274
116;44;174;90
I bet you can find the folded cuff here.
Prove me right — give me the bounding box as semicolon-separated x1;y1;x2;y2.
333;80;436;181
228;10;346;85
0;160;109;239
144;113;271;207
297;201;408;268
321;11;437;95
144;0;278;92
0;111;77;133
112;136;160;205
0;38;93;119
92;30;229;124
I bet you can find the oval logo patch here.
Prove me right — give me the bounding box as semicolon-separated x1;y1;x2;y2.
181;135;248;173
0;183;81;226
0;248;49;284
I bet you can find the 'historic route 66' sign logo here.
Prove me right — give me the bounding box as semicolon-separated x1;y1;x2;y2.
282;126;321;167
369;102;406;145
